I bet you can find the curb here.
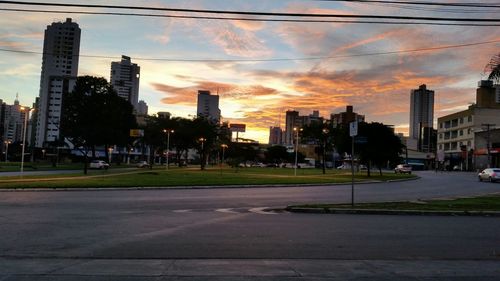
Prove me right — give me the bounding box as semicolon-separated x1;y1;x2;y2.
285;207;500;217
0;176;420;192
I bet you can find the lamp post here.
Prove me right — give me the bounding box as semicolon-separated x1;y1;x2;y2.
4;140;11;162
293;127;302;176
199;137;206;170
20;107;30;176
322;128;329;175
163;129;174;170
108;147;113;165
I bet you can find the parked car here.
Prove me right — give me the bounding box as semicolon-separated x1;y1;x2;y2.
137;161;150;168
89;160;109;170
394;164;412;174
478;168;500;182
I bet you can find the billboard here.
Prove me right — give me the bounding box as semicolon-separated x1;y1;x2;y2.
130;129;144;137
230;123;246;132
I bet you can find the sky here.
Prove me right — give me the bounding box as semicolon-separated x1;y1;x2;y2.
0;0;499;143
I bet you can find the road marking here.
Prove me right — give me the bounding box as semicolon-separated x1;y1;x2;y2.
215;208;239;214
173;209;192;213
249;207;277;215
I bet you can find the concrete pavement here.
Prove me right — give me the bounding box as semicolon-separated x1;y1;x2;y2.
1;258;500;280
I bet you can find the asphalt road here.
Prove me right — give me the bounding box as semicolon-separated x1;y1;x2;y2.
0;171;499;280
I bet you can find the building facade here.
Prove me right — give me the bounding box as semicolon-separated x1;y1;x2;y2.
437;80;500;170
330;105;365;128
34;18;81;148
110;55;140;111
268;126;282;145
196;90;221;123
409;84;434;150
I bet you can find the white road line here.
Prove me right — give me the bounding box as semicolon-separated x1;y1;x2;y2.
248;207;277;215
215;208;239;214
173;209;191;213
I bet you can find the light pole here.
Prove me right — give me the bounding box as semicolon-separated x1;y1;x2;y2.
4;140;11;162
322;128;329;174
108;147;113;165
163;129;174;170
293;127;302;176
20;107;30;176
41;149;46;160
199;137;206;170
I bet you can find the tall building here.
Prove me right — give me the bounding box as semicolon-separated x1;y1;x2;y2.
137;100;148;116
268;126;282;145
409;84;434;150
1;97;30;144
330;105;365;128
197;90;221;123
34;18;81;148
110;55;140;110
284;110;324;145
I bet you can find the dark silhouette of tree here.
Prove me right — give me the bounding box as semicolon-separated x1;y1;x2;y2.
265;145;289;165
301;122;334;173
61;76;136;173
357;122;404;176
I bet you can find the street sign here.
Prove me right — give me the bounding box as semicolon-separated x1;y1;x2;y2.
354;136;367;144
349;122;358;137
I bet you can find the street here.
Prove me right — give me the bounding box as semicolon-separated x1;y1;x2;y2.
0;171;499;280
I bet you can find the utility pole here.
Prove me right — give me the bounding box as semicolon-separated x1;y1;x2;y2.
481;123;495;168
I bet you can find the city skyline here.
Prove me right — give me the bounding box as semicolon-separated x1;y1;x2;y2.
1;0;499;143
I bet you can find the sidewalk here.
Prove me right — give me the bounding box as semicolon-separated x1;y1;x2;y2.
1;258;499;280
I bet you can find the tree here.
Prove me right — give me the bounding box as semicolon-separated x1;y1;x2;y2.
61;76;136;173
265;145;289;165
356;122;404;176
301;122;334;173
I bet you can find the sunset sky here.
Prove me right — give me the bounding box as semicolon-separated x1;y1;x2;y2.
1;0;499;143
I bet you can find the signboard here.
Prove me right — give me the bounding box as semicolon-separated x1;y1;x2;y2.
354;136;367;144
230;123;246;133
130;129;144;137
349;121;358;137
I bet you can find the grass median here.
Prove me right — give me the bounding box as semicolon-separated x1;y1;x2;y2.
0;166;415;189
288;195;500;212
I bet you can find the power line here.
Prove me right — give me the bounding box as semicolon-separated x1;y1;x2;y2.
316;0;500;8
1;38;499;62
360;2;495;13
2;8;499;26
0;1;500;22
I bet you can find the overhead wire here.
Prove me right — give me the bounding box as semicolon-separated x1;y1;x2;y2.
0;1;499;23
2;8;500;26
1;38;499;62
315;0;500;8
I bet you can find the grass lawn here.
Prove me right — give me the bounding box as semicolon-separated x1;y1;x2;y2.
0;166;415;189
0;161;84;172
292;195;500;212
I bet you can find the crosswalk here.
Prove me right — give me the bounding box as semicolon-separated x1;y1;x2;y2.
172;207;283;215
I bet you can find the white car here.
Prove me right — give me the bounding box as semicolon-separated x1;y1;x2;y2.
394;164;412;174
478;168;500;182
89;160;109;170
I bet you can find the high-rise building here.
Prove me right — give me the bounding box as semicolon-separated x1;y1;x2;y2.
283;110;324;145
110;55;140;110
137;100;148;116
268;126;282;145
197;90;220;123
409;84;434;150
330;105;365;128
34;18;81;148
1;97;30;144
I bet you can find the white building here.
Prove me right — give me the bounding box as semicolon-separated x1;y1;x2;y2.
34;18;81;148
409;84;434;150
196;90;220;123
437;80;500;170
110;55;140;111
1;97;30;144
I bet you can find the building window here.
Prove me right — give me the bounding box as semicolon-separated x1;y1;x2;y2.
439;123;443;129
467;128;472;135
460;117;464;124
439;133;443;139
459;130;463;136
468;115;472;122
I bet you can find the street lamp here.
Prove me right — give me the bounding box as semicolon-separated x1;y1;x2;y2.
293;127;302;176
221;144;228;166
322;128;330;174
20;107;31;176
41;149;46;160
199;137;206;169
4;140;11;162
163;129;174;170
108;147;113;165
